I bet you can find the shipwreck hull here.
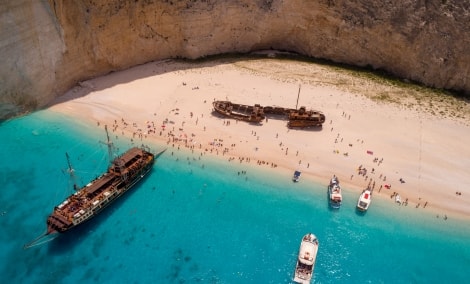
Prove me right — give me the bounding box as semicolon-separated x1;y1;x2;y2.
212;101;325;127
212;101;265;123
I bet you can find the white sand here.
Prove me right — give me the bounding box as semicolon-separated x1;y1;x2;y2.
49;58;470;219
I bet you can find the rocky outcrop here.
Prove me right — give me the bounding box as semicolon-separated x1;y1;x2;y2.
1;0;469;119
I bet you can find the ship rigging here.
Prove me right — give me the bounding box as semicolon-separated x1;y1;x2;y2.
24;126;164;249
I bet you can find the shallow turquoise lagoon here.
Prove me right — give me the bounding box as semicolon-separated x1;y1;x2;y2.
1;111;469;283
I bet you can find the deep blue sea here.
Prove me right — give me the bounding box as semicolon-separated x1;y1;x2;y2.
1;110;469;283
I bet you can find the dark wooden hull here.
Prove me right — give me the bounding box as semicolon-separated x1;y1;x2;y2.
46;147;157;234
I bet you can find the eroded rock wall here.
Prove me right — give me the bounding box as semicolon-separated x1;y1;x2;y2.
0;0;64;118
1;0;469;119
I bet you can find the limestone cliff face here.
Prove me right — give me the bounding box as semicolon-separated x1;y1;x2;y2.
1;0;469;119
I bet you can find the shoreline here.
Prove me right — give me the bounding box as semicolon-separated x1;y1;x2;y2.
48;58;470;220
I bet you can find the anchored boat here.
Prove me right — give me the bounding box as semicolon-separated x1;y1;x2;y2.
292;170;302;182
25;126;165;248
328;175;342;209
357;189;372;212
395;194;401;204
293;233;319;284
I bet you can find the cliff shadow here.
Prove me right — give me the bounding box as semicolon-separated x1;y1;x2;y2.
47;53;276;107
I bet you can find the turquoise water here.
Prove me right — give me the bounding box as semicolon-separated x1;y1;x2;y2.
1;110;470;283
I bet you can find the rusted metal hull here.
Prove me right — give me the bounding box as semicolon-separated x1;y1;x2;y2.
213;101;325;128
287;106;325;128
212;101;265;123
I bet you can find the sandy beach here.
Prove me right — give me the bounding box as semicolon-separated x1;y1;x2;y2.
49;57;470;219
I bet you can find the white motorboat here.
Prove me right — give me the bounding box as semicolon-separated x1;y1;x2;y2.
395;194;401;204
328;175;342;209
293;233;319;284
356;189;372;212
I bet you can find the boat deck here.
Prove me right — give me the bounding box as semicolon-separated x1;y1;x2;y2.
47;147;154;233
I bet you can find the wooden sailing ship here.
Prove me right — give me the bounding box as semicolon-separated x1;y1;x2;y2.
25;126;164;248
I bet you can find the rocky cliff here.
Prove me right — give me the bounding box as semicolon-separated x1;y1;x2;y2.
1;0;469;119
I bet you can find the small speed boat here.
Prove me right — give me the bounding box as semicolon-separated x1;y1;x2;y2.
292;170;301;182
328;175;342;209
395;194;401;204
357;189;372;212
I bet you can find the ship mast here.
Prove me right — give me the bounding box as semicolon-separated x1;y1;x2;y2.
295;84;301;110
65;152;78;191
100;125;115;165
